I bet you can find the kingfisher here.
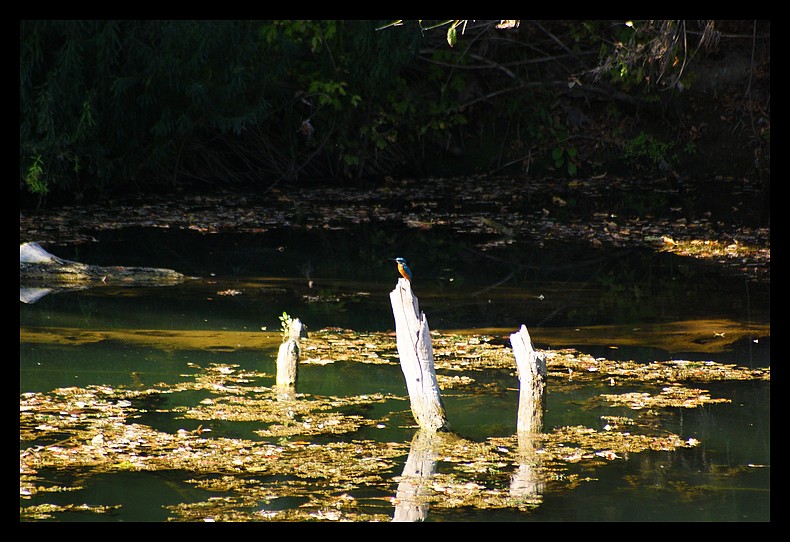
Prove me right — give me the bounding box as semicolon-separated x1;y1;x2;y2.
393;257;412;281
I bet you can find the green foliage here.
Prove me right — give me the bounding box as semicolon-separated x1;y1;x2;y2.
19;20;768;200
21;20;274;195
23;155;47;196
443;20;465;47
552;145;578;176
534;105;580;176
279;311;292;341
24;20;569;193
595;20;723;93
624;131;673;167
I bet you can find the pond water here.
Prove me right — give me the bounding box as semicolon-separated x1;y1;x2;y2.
20;225;770;522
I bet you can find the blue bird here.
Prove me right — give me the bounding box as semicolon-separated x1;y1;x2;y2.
393;257;412;281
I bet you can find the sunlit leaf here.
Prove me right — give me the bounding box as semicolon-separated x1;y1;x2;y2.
447;25;457;47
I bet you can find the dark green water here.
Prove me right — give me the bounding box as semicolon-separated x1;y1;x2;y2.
20;226;770;522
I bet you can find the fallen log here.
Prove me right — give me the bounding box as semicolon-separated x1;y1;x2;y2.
20;242;188;286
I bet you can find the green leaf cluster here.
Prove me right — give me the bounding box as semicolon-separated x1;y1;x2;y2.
279;311;292;341
623;131;673;167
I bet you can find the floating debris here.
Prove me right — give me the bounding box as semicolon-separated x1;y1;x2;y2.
20;328;769;521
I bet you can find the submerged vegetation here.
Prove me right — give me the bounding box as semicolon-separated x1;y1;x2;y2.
20;327;768;521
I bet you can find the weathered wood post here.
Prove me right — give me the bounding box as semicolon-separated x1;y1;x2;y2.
509;324;547;502
389;278;450;432
275;318;307;388
510;324;546;433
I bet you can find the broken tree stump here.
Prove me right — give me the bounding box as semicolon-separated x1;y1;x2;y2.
510;324;547;434
275;318;307;388
509;324;547;504
389;278;450;432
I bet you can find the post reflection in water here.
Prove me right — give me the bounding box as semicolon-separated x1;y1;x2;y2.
510;433;545;506
392;429;440;522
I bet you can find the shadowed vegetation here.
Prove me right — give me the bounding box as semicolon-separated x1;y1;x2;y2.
21;20;769;205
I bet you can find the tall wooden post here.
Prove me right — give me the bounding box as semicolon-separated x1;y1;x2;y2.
509;324;547;504
389;278;450;432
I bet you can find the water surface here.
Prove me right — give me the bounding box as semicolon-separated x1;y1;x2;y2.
20;225;770;521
